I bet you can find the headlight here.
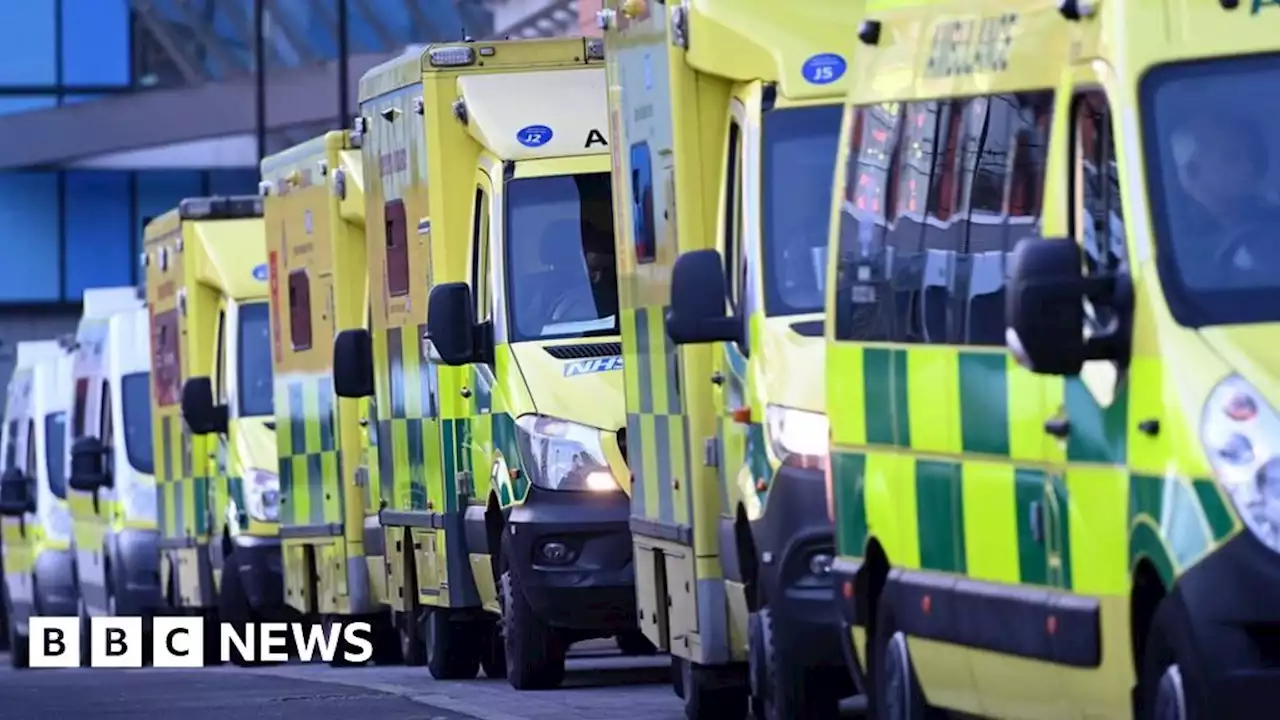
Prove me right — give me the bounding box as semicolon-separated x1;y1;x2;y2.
243;468;280;522
1200;375;1280;552
765;405;829;471
514;415;620;492
120;480;157;522
48;503;73;539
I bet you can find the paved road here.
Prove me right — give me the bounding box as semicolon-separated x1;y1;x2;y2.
0;642;868;719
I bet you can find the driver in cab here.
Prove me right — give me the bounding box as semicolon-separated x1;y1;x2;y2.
1171;113;1280;284
518;217;617;336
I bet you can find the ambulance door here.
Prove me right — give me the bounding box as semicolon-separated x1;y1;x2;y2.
713;95;760;542
467;168;497;484
210;301;231;551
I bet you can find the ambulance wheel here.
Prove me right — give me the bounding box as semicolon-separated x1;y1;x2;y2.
369;612;404;666
750;608;841;720
4;590;27;669
323;615;361;667
1140;598;1209;720
871;598;939;720
218;557;259;667
424;609;480;680
397;609;426;666
77;593;93;666
202;610;223;665
677;657;748;720
500;567;565;690
479;619;506;679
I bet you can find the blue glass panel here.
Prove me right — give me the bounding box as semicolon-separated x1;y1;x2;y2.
64;171;132;300
136;171;203;269
61;0;130;86
209;169;259;196
0;96;57;116
61;94;108;106
0;5;56;85
0;172;60;302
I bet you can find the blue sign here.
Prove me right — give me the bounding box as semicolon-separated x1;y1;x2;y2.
563;355;624;377
252;264;269;282
801;53;847;85
517;125;554;148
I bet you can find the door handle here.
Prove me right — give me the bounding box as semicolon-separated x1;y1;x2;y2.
710;371;725;386
1043;417;1070;438
460;387;472;399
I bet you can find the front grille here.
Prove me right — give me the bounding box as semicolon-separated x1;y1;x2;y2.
543;341;623;360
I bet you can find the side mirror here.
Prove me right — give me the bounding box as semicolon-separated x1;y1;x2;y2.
666;249;742;345
1005;237;1091;376
181;377;228;435
69;436;109;492
333;329;375;398
426;282;490;366
0;468;30;517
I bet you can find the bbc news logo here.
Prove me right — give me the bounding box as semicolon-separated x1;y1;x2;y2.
28;617;374;667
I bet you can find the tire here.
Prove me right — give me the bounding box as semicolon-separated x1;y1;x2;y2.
616;630;658;656
750;608;841;720
397;609;426;666
425;608;481;680
5;587;27;669
369;611;405;666
202;610;224;666
678;656;749;720
500;566;565;690
323;615;362;667
1139;598;1209;720
479;619;506;679
870;598;940;720
217;555;258;667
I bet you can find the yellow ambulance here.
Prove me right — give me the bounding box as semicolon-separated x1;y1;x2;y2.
144;197;286;664
261;131;403;664
336;36;637;689
600;0;858;715
826;1;1280;718
0;340;75;668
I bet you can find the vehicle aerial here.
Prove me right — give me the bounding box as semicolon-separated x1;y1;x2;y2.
260;131;402;664
0;340;75;668
599;0;857;716
66;287;162;656
335;35;637;689
144;197;285;665
826;1;1280;718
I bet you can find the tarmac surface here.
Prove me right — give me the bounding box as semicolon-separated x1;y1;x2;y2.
0;640;869;719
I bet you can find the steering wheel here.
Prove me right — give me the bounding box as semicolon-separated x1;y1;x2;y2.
1211;220;1275;275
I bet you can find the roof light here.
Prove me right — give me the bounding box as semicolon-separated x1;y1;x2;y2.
428;46;476;68
178;195;264;220
586;38;605;60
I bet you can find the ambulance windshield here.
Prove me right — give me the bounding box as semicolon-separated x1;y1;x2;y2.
46;411;66;498
761;104;844;316
1142;54;1280;326
237;302;274;417
505;172;619;342
121;372;154;474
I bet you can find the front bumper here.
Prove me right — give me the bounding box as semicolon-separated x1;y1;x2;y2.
753;464;847;675
504;485;636;632
230;537;287;617
1171;531;1280;714
111;529;163;616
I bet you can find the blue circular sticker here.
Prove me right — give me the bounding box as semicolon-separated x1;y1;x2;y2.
252;264;268;282
517;125;554;148
801;53;847;85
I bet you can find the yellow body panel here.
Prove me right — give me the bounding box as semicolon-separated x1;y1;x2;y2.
824;1;1280;718
144;201;279;611
261;130;387;618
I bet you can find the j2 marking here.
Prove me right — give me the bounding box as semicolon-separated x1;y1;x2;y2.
925;13;1018;79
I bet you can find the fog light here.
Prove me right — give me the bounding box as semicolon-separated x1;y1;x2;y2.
585;471;618;492
539;541;573;565
809;552;833;577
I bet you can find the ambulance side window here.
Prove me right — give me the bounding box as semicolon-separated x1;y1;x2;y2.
215;309;227;403
101;381;114;447
471;186;491;322
3;420;17;470
288;270;313;351
723;119;745;314
72;377;90;438
385;199;410;297
24;419;36;478
1072;91;1127;274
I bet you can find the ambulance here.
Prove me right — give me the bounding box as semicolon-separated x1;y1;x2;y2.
0;341;74;668
260;131;402;664
335;36;637;689
67;287;162;644
144;197;285;664
826;1;1280;718
599;0;858;715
